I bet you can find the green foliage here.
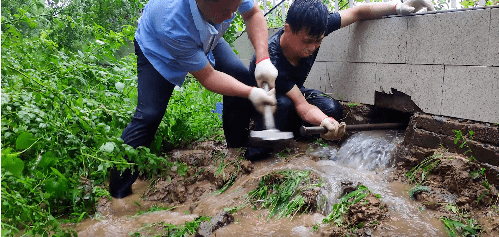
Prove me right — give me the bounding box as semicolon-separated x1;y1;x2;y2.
406;152;442;184
453;129;475;161
247;170;324;220
441;204;482;237
130;216;211;237
322;185;370;227
408;185;432;200
1;0;223;235
134;205;175;216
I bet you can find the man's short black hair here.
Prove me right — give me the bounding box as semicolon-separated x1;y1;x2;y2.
285;0;329;38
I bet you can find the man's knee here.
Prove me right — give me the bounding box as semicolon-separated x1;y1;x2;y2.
322;99;343;120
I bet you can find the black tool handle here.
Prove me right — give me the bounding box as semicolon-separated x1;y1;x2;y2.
300;122;407;136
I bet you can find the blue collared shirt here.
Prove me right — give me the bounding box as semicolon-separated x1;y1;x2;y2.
135;0;254;86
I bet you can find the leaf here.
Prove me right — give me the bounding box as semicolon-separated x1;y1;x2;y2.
50;167;67;180
1;149;24;177
115;82;125;92
39;151;57;169
100;142;116;153
15;132;36;150
45;177;68;197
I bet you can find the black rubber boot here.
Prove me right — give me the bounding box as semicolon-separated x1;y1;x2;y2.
109;167;139;198
244;147;273;161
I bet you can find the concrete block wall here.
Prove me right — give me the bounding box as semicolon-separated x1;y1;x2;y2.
304;7;499;124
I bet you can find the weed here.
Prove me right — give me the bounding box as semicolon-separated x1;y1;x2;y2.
406;152;442;184
441;204;483;236
453;129;475;162
130;216;210;237
408;185;432;200
347;103;359;108
134;205;174;216
313;138;328;148
277;148;293;159
247;170;324;220
470;167;485;179
214;152;243;195
322;185;370;227
441;217;482;237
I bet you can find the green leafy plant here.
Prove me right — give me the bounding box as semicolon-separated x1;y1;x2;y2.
408;185;432;200
1;0;224;234
322;185;370;227
406;152;442;184
453;129;475;162
247;170;324;220
130;216;211;237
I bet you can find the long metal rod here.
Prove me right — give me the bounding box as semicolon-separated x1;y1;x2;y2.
300;122;408;136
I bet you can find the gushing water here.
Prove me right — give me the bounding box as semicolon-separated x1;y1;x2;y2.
308;130;445;236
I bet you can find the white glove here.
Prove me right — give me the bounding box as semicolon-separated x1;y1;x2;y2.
254;58;278;89
248;87;277;114
320;117;346;141
396;0;435;15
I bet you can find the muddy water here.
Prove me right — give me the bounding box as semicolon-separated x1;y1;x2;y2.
77;131;447;236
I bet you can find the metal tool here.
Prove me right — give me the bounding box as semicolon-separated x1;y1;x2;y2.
249;82;294;146
300;122;408;136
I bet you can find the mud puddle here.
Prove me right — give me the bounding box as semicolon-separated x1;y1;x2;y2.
75;130;498;236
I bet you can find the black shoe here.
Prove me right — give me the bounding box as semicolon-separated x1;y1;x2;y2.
109;167;139;198
244;147;273;161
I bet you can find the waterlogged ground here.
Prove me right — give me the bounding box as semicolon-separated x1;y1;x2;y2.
73;131;499;236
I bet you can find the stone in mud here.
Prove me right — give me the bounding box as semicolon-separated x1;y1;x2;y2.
195;211;234;237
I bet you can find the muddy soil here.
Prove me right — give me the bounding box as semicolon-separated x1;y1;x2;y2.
391;147;499;236
77;137;499;236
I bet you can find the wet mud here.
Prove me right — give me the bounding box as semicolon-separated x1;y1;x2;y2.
75;134;499;236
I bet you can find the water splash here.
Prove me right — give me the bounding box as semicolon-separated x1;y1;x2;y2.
308;130;444;236
311;130;404;170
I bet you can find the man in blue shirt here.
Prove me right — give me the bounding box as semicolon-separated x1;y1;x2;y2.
225;0;434;160
110;0;279;198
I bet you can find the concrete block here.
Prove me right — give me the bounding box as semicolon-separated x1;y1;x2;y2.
407;9;491;66
346;17;407;64
305;62;330;93
316;26;351;62
375;64;445;115
404;128;442;149
490;8;499;66
305;62;377;104
233;28;282;67
442;66;499;124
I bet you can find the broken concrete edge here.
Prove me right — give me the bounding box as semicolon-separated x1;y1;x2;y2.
404;113;499;165
195;211;234;237
338;101;498;185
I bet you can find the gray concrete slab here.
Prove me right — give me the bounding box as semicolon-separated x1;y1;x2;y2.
316;26;350;62
375;64;445;115
232;28;281;67
442;66;499;123
306;62;377;104
406;9;491;66
490;8;499;66
305;61;331;93
346;17;407;64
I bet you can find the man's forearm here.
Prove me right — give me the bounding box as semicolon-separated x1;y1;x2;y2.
192;65;252;98
243;3;270;62
356;3;398;20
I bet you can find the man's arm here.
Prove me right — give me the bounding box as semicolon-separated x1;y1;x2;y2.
191;62;277;113
241;0;269;62
286;85;328;125
339;3;397;28
339;0;434;28
191;62;252;97
287;85;345;140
